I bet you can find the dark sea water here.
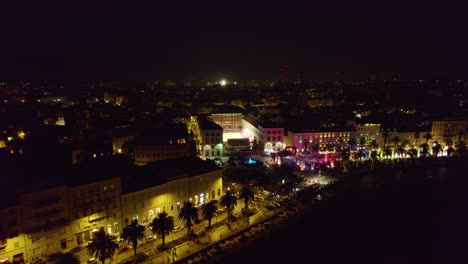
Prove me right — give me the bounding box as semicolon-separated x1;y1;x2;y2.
222;160;468;264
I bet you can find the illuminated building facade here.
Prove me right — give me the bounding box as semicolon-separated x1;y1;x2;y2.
241;114;260;142
198;118;223;157
0;205;25;263
120;169;223;229
0;157;222;263
67;178;122;249
431;120;467;145
19;185;71;262
356;123;381;147
286;128;356;153
242;114;284;152
210;112;243;133
259;120;284;152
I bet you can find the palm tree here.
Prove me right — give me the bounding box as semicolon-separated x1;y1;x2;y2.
445;138;454;156
347;137;357;150
382;130;390;147
120;219;146;258
201;201;218;228
423;132;432;144
401;139;410;149
420;143;430;157
48;252;80;264
239;185;254;212
391;136;400;148
86;228;119;264
178;201;199;238
457;130;465;143
445;138;453;148
337;137;345;151
414;131;420;147
370;140;379;150
383;146;392;158
219;190;238;224
408;148;418;158
149;211;174;248
456;140;466;156
302;137;310;154
359;137;366;148
432;141;441;157
338;147;350;172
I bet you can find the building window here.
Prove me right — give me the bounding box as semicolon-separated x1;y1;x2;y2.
217;189;221;197
177;202;181;211
114;222;119;231
212;190;215;199
171;204;174;211
60;240;67;249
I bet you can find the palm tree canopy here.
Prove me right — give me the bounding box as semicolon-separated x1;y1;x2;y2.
121;219;146;247
48;252;80;264
401;139;410;148
86;229;119;262
150;211;174;237
392;136;400;145
239;186;254;206
370;140;379;150
359;137;366;146
178;201;199;226
424;132;432;142
201;201;218;221
445;138;453;147
219;190;238;211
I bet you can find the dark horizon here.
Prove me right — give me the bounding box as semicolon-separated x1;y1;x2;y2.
1;2;467;82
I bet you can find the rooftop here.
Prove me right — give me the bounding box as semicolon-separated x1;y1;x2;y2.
121;157;220;194
198;117;223;131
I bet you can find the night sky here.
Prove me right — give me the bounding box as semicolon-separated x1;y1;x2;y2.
1;1;467;82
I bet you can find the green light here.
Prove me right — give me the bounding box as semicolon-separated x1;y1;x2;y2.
7;136;14;142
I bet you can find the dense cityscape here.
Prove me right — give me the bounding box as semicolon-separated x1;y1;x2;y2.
0;78;466;263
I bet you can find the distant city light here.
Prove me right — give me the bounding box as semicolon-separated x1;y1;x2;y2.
220;80;226;86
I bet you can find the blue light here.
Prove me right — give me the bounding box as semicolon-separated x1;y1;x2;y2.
245;157;257;165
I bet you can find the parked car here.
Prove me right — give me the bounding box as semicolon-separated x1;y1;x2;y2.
87;258;97;264
69;245;82;254
173;226;182;233
117;246;130;255
146;235;157;242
